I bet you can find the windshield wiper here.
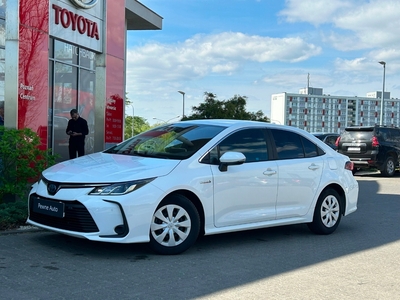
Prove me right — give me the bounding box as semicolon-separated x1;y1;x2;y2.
131;151;171;159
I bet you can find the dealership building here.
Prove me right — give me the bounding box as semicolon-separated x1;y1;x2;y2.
0;0;162;161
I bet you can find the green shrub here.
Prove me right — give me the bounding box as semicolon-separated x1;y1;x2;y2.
0;200;28;230
0;127;59;202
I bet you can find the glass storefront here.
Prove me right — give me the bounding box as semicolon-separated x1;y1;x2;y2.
49;39;96;161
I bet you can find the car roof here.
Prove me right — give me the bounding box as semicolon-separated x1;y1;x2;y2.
174;119;313;134
311;132;339;136
171;120;335;151
345;125;400;130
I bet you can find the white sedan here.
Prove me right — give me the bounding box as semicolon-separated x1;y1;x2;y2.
27;120;359;255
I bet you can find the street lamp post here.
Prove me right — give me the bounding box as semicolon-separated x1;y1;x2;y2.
131;104;134;137
178;91;185;118
379;61;386;126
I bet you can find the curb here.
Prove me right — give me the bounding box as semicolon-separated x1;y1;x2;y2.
0;225;43;235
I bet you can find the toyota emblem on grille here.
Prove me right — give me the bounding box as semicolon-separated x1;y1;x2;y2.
69;0;99;9
47;183;58;195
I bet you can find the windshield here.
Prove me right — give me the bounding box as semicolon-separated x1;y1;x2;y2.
104;123;226;159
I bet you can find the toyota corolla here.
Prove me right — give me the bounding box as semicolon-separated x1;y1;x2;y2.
27;120;359;255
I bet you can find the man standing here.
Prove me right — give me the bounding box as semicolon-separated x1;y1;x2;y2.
66;108;89;159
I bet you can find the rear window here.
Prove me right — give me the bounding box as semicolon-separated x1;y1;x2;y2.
340;128;374;142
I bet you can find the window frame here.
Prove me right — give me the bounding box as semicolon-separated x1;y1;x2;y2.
268;128;324;160
204;127;271;165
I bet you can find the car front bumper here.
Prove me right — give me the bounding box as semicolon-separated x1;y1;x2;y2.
26;181;162;244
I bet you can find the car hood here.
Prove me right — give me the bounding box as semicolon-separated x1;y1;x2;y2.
42;152;181;183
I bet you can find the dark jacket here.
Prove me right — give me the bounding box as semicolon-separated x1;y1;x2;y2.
66;117;89;143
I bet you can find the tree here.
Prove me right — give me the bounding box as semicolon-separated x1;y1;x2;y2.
182;92;270;122
124;93;151;139
124;116;151;140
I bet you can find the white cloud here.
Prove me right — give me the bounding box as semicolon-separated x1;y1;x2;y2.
126;0;400;125
334;57;368;72
126;32;322;123
280;0;400;52
261;71;333;89
126;32;321;84
279;0;352;26
211;62;239;73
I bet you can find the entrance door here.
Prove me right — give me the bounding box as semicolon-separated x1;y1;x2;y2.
52;63;78;161
49;39;96;162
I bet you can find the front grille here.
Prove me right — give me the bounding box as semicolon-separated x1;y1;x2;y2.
29;194;99;233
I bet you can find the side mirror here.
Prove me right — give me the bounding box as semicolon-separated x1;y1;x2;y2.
218;152;246;172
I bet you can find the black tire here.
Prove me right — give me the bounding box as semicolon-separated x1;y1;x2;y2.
380;156;396;177
308;188;342;235
149;194;200;255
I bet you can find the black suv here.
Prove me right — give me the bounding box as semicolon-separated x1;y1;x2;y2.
336;126;400;176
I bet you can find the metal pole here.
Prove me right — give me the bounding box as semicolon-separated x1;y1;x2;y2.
379;61;386;125
178;91;185;118
131;105;134;137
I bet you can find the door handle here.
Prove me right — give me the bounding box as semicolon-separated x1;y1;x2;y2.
263;168;277;176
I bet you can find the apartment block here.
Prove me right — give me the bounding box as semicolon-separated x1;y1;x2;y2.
271;88;400;133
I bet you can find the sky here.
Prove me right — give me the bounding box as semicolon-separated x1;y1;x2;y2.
126;0;400;125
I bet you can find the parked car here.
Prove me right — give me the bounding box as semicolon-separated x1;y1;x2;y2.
27;120;359;255
312;133;340;150
336;125;400;176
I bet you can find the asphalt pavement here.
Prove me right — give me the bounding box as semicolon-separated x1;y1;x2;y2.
1;171;399;299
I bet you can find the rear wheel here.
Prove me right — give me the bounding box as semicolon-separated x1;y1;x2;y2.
149;194;200;255
380;156;396;177
308;188;342;235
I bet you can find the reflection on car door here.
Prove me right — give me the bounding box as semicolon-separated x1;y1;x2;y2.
270;129;324;219
211;128;278;227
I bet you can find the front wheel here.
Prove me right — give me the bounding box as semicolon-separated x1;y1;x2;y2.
380;156;396;177
308;188;342;235
149;194;200;255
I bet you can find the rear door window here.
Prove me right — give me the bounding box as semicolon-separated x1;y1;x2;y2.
302;136;319;158
376;128;391;141
270;129;321;160
390;128;400;142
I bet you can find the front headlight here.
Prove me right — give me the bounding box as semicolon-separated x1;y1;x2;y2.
89;178;155;196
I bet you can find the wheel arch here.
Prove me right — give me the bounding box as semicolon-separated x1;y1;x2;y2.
384;151;398;164
380;153;397;176
162;189;205;236
319;183;346;215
